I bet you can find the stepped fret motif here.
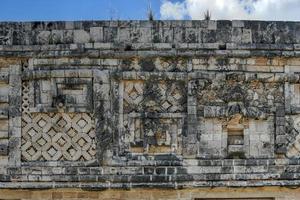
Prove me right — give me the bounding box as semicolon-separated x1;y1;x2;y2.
21;80;96;162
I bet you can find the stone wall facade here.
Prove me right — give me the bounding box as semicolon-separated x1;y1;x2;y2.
0;20;300;199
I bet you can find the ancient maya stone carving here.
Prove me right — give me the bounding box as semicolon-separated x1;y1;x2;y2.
21;112;96;161
0;20;300;199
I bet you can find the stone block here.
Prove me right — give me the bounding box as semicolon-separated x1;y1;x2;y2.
242;29;252;43
90;27;103;42
208;20;217;30
74;30;90;43
36;31;50;44
0;140;8;156
232;20;244;28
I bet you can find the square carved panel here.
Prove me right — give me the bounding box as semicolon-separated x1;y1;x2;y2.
118;75;187;155
21;74;96;162
23;77;93;113
126;116;184;154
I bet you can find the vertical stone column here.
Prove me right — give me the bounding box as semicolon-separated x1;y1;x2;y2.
118;80;124;155
183;74;198;157
93;70;112;165
275;106;287;154
284;82;291;113
8;64;22;167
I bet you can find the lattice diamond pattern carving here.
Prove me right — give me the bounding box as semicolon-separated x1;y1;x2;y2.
123;80;186;113
22;113;96;161
123;81;144;109
22;81;30;115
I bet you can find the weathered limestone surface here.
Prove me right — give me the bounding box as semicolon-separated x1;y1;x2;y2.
1;20;300;199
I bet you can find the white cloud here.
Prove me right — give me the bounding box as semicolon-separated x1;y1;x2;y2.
160;0;300;21
160;0;188;19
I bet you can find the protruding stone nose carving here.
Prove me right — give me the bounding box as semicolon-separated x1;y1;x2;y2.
53;94;65;108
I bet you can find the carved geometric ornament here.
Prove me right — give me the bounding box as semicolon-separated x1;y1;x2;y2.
21;113;96;161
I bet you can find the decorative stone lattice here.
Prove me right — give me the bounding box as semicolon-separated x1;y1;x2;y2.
21;81;96;161
22;81;30;115
123;80;186;113
123;81;144;112
21;112;96;161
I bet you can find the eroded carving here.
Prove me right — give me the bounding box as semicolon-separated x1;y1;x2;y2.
123;80;186;113
121;77;186;154
126;117;183;154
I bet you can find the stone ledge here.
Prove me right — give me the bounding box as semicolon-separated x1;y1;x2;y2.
0;48;299;58
0;43;299;53
0;20;299;46
2;179;300;189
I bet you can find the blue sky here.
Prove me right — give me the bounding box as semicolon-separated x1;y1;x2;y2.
1;0;300;21
0;0;162;21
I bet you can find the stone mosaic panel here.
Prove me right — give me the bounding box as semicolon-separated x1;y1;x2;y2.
21;79;96;162
199;118;224;158
21;112;96;161
120;78;186;154
248;118;274;158
285;115;300;158
290;84;300;106
126;116;184;154
199;116;273;159
286;83;300;114
191;73;277;159
192;74;283;118
123;80;186;113
22;81;30;115
33;77;93;112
